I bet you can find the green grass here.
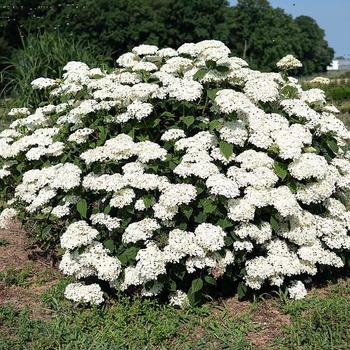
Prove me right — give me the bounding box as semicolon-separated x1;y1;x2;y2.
275;280;350;350
1;276;349;350
0;278;256;350
0;264;34;287
1;31;111;108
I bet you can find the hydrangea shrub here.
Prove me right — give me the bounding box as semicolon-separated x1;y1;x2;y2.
1;40;350;306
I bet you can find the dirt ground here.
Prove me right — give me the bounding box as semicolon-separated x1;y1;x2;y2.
0;222;60;318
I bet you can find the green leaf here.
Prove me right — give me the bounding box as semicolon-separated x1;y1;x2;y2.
161;111;175;118
181;206;193;220
178;222;188;230
326;138;338;154
169;279;177;292
270;215;279;233
219;141;233;160
204;275;216;285
103;205;111;214
224;236;233;246
181;115;195;128
168;161;177;170
174;268;186;281
76;199;88;219
207;88;221;101
16;163;25;173
152;118;161;127
205;60;216;69
191;278;204;294
288;181;298;193
104;239;115;252
187;290;200;306
143;195;155;209
97;126;107;146
303;146;319;154
216;65;230;72
194;212;207;224
127;129;135;138
118;247;139;266
209;119;222;131
201;199;217;214
217;218;234;230
193;68;208;80
237;282;247;300
274;160;288;180
195;184;206;195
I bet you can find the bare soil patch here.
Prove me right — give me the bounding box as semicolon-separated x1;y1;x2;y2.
245;300;291;349
0;222;60;318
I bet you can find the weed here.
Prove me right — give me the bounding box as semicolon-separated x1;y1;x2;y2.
0;264;33;287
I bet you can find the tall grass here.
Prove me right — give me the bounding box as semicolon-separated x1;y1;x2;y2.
0;31;112;108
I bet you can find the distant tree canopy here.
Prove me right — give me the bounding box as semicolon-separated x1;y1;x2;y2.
0;0;334;74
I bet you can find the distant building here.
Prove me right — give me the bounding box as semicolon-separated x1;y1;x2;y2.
327;59;350;71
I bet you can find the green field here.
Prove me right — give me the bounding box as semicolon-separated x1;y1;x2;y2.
1;271;349;350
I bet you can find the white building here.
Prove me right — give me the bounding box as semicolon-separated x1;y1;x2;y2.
327;59;350;71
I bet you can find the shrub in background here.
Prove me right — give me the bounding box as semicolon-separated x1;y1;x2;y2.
0;31;111;107
326;86;350;103
0;40;350;307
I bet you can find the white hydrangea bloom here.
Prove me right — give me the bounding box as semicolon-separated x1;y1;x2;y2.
64;283;104;305
169;290;189;308
90;213;121;231
219;120;248;147
8;107;30;117
161;129;186;141
0;208;17;229
68;128;94;144
288;280;307;300
309;76;330;85
31;77;57;89
288;153;328;180
132;44;159;56
61;221;99;250
194;223;226;252
276;55;302;70
122;218;160;243
206;174;240;198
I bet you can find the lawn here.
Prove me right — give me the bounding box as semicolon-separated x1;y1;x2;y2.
1;226;350;350
1;270;349;349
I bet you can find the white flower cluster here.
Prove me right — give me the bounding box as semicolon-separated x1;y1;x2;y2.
60;241;121;284
308;76;330;85
0;208;17;229
169;290;190;308
1;41;350;305
61;221;99;249
14;163;81;212
276;55;302;70
64;282;104;305
68;128;94;144
90;213;121;231
288;280;307;300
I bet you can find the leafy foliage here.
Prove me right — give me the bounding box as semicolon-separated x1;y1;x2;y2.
0;0;333;78
1;31;111;106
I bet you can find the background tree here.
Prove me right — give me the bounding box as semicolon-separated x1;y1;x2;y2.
226;0;303;71
0;0;334;76
295;15;334;75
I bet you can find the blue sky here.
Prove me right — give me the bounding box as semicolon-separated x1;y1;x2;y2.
229;0;350;57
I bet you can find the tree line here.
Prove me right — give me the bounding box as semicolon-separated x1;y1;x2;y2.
0;0;334;75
